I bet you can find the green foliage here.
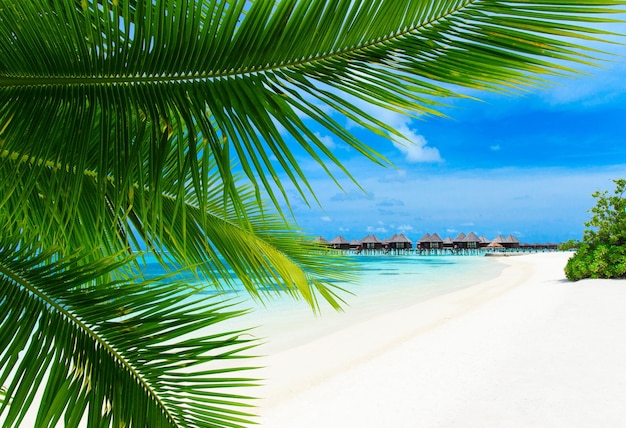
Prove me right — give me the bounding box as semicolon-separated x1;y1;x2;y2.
584;179;626;246
0;387;7;406
566;179;626;281
0;236;259;428
1;0;624;426
558;240;580;251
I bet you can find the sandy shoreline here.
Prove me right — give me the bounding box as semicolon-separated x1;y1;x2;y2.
258;252;626;427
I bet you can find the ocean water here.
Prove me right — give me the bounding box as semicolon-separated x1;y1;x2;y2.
139;253;505;307
343;254;505;302
139;254;506;352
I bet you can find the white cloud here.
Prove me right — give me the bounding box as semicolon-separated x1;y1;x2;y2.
366;225;388;234
392;125;442;163
295;163;626;243
490;144;500;151
330;190;372;202
397;224;414;232
321;215;332;222
314;132;337;149
326;89;443;163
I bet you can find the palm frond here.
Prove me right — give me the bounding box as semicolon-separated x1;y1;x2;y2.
1;0;622;214
0;236;259;428
0;2;623;426
0;142;354;310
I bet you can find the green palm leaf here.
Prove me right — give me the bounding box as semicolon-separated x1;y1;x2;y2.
0;1;624;426
0;236;258;427
0;142;353;310
1;0;622;218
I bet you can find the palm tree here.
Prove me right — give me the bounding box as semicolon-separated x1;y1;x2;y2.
0;0;622;426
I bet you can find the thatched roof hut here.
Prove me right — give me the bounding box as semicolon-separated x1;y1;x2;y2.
329;235;350;250
491;234;506;244
416;233;430;247
417;233;431;249
349;239;361;249
442;237;454;248
453;232;466;246
388;233;412;249
428;232;443;249
313;236;329;246
360;234;383;249
504;234;520;248
461;232;481;249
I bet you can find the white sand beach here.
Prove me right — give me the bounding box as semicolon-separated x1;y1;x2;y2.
257;252;626;427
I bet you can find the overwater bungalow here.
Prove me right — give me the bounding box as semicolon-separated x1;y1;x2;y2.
313;236;329;246
417;232;444;254
360;234;383;250
442;237;454;249
479;236;491;248
387;233;413;250
504;234;520;249
461;232;481;250
453;232;466;249
491;235;507;246
349;239;361;250
329;235;350;250
417;233;431;250
429;233;444;250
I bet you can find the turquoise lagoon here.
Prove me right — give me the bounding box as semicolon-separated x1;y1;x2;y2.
140;254;505;308
140;254;507;352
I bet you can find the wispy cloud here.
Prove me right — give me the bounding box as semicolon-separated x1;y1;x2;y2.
375;198;405;207
366;225;388;234
314;132;337;149
330;190;373;202
397;224;414;233
292;164;626;242
392;125;442;163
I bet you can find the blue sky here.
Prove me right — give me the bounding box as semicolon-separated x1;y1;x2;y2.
280;35;626;244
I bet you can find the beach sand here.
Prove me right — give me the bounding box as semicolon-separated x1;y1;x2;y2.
257;252;626;427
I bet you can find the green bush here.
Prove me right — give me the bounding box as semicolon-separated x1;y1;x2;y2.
566;179;626;281
558;239;579;251
565;243;626;280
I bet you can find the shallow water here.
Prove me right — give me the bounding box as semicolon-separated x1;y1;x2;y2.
140;253;504;306
139;254;506;352
227;255;505;352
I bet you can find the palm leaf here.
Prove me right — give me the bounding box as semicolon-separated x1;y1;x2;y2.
0;235;259;428
0;2;623;426
0;140;354;310
1;0;622;218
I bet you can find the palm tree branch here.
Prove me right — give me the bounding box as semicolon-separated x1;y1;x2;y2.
0;148;354;309
0;239;260;427
1;1;622;219
0;1;621;87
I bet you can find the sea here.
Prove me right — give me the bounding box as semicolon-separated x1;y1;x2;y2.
139;254;506;352
140;254;504;305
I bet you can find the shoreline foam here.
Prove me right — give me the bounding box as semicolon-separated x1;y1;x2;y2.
258;252;626;427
